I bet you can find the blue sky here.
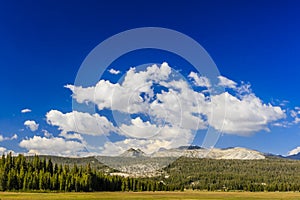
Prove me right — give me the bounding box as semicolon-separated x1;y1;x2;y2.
0;0;299;156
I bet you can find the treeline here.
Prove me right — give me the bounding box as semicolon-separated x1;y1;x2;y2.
0;153;173;192
164;157;300;192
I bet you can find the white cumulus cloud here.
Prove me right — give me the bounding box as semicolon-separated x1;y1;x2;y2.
44;63;288;155
0;147;6;153
46;110;116;136
0;147;15;155
65;64;286;137
24;120;39;131
208;92;286;135
101;135;192;156
218;75;237;89
66;62;172;114
119;117;160;138
19;136;85;156
188;71;211;88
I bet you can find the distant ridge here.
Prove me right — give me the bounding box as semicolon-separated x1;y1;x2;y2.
116;146;265;160
151;146;265;160
177;145;203;150
286;152;300;160
119;148;146;157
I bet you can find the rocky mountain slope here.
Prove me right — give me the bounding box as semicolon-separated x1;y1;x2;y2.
119;148;146;157
119;146;265;160
286;152;300;160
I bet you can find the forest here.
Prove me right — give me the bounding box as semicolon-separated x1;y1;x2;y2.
1;152;300;192
0;153;170;192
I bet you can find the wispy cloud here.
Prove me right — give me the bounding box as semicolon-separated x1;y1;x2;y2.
291;107;300;124
21;108;32;113
108;68;121;75
0;134;18;141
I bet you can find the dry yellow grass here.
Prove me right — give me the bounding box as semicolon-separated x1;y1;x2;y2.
1;191;300;200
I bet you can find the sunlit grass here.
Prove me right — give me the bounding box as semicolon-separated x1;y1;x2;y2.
1;191;300;200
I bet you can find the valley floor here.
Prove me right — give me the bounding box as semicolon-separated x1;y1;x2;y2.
1;191;300;200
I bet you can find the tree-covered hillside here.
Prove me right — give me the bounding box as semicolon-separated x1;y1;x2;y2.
0;153;300;192
163;157;300;191
0;153;167;192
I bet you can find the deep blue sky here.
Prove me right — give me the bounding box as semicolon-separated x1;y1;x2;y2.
0;0;299;155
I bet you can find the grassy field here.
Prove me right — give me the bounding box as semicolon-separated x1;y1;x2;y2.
1;191;300;200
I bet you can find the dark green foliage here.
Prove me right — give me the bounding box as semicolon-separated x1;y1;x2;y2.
163;157;300;192
0;153;166;192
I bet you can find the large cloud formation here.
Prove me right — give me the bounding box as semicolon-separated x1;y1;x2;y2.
208;92;285;135
20;136;85;156
46;110;116;136
21;63;286;156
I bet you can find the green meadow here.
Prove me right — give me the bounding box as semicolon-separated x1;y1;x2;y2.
1;192;300;200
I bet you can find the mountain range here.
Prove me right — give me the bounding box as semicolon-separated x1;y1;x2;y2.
92;146;299;176
286;152;300;160
117;146;300;160
29;146;300;177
